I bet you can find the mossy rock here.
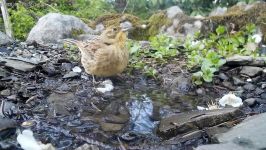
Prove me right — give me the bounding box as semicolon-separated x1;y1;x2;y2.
205;2;266;42
90;13;142;28
89;13;149;40
146;11;171;37
89;11;194;40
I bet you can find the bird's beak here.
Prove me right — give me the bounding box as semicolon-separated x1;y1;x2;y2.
120;21;133;32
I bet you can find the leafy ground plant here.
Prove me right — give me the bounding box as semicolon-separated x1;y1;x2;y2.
185;23;260;85
128;34;179;78
128;23;261;85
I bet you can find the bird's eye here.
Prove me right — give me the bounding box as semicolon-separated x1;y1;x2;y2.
113;28;117;31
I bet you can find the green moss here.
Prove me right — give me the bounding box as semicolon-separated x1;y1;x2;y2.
70;28;85;38
90;13;142;28
147;11;171;37
130;11;172;40
90;13;150;40
205;2;266;42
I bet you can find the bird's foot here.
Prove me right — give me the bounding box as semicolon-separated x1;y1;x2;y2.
92;75;101;87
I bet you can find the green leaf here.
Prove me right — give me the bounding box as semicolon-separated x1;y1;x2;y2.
216;26;226;35
130;43;141;54
193;71;203;77
192;71;203;85
237;36;245;44
217;59;226;67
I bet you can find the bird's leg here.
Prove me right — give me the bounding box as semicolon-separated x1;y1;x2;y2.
92;75;96;86
92;75;100;86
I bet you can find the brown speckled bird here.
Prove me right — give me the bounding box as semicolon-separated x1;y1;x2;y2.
64;25;130;84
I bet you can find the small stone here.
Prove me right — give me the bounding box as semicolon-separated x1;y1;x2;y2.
256;104;266;113
61;63;73;71
243;83;256;91
0;68;8;78
0;89;10;96
27;46;34;49
81;74;88;80
261;93;266;99
262;83;266;89
196;88;205;95
234;87;244;97
56;83;70;91
63;71;80;79
20;42;27;48
72;66;82;73
100;122;123;132
75;144;99;150
15;49;23;55
255;88;264;95
232;76;245;86
218;73;229;80
7;95;16;100
52;45;58;49
222;81;235;90
246;78;252;82
244;98;257;107
22;50;32;57
240;66;263;77
256;98;266;104
0;101;17;117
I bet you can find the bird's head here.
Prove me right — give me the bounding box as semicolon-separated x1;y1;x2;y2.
101;26;121;40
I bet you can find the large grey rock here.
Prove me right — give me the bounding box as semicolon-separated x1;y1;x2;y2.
0;31;13;45
226;55;266;66
196;113;266;150
209;7;227;16
27;13;95;45
166;6;184;19
240;66;263;77
226;55;253;65
157;108;244;139
0;56;36;72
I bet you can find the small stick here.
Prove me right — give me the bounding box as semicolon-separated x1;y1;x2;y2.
26;95;38;103
0;0;13;38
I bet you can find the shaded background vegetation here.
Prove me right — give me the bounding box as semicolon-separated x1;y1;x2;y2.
0;0;260;39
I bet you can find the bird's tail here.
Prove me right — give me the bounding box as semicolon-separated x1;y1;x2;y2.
63;39;92;59
63;38;81;46
63;39;85;53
